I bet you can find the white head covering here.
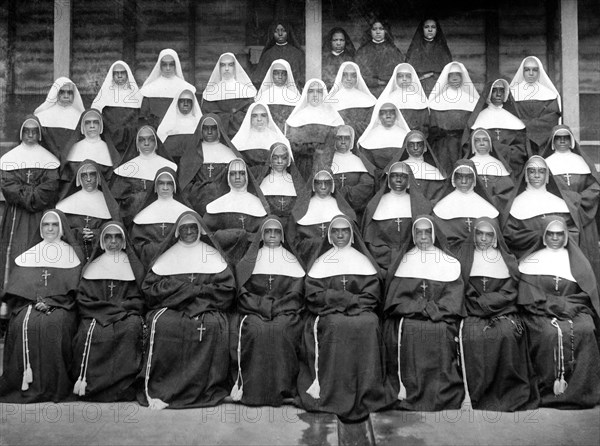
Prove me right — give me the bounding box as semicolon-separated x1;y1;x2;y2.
156;88;201;142
509;56;561;108
205;159;268;217
231;102;290;151
469;129;510;177
1;118;60;171
545;127;591;175
377;63;428;111
34;77;85;129
92;60;142;111
471;79;525;130
394;217;461;281
308;215;377;278
470;221;510;279
202;52;257;102
331;125;368;174
285;79;344;128
510;157;570;219
260;143;297;197
428;61;480;112
140;49;195;98
56;163;112;219
114;126;177;180
65;110;114;166
297;171;343;225
255;59;301;106
358;102;410;150
253;218;305;277
133;171;194;224
373;163;412;220
326;62;377;111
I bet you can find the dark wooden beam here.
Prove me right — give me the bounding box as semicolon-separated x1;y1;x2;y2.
188;0;196;85
484;6;500;83
6;0;16;95
122;0;137;71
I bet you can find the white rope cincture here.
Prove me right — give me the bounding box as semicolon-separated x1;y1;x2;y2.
145;307;169;410
396;317;406;400
550;318;568;395
230;315;248;401
306;315;321;399
21;305;33;391
73;319;97;396
458;319;472;410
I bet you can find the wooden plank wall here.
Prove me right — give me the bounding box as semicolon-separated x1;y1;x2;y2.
0;4;9;143
578;0;600;94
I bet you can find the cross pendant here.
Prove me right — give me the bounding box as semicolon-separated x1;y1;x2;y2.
319;223;327;238
339;174;347;188
160;222;168;236
494;129;501;141
108;280;116;297
279;197;286;211
197;323;206;342
465;217;473;232
395;217;402;232
481;276;488;292
563;173;571;187
207;163;214;178
267;275;274;290
189;273;196;283
553;276;561;291
26;170;33;184
341;275;348;291
84;215;92;228
482;175;489;188
420;280;428;298
42;269;51;287
239;215;246;230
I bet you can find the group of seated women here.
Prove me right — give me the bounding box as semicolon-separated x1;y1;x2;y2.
0;18;598;421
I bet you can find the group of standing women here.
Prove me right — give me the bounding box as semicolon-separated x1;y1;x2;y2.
0;16;598;422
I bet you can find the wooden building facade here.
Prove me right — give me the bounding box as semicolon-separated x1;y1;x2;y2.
0;0;598;153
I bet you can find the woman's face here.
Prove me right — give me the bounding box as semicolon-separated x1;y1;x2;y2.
414;221;433;250
475;223;495;250
406;136;426;158
307;82;324;107
272;68;288;87
370;22;385;42
112;64;128;86
473;132;492;155
490;85;505;106
250;105;268;131
202;121;219;143
262;223;283;248
341;66;358;89
545;228;566;250
526;163;547;189
41;213;60;242
313;172;333;198
523;58;540;83
179;223;199;244
270;146;289;174
389;171;409;193
378;106;396;128
160;55;176;78
219;55;236;81
22;123;40;146
80;167;99;192
331;226;351;248
229;162;247;190
396;70;412;88
553;133;571;153
334;128;352;153
83;115;101;139
448;72;463;89
454;167;475;193
331;32;346;52
137;127;157;155
103;227;125;252
58;84;75;107
177;93;194;115
274;24;287;44
156;173;175;199
423;20;437;40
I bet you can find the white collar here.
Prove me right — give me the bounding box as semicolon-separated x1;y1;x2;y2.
15;240;81;268
519;247;575;282
260;170;297;197
152;240;228;275
509;188;569;219
394;246;461;281
114;154;177;181
377;64;429;110
428;62;479;111
545;151;591;175
202;141;238;164
434;190;499;219
133;197;194;224
470;154;510;177
252;246;305;277
205;190;267;217
83;251;135;280
232;113;289;151
359;124;408;150
286;104;344;127
405;157;445;180
372;192;411;220
0;143;60;171
156;95;201;142
255;59;301;106
202;54;257;101
93;61;142;111
140;76;195;99
309;245;377;278
326;62;377;111
471;105;525;130
332;151;368;173
470;248;510;279
66;138;114;166
297;195;343;225
56;189;112;219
